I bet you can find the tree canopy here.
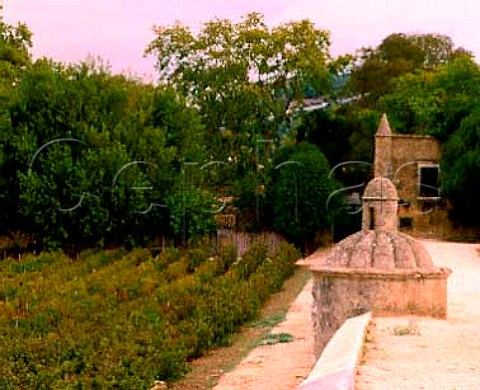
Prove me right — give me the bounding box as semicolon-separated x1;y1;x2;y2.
441;110;480;225
146;13;332;147
348;33;464;106
1;57;214;251
269;142;337;252
378;54;480;140
2;8;480;253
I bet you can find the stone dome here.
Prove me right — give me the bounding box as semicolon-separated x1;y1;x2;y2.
362;177;398;233
312;176;438;274
363;177;398;200
318;230;436;273
308;169;451;360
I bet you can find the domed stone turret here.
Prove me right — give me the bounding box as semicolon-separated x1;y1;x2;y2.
364;176;397;198
362;177;398;232
308;176;451;358
323;230;436;271
323;177;436;272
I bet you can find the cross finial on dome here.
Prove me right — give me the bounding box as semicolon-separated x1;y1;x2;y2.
376;113;392;136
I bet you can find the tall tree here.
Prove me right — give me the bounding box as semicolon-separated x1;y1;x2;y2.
269;142;337;253
378;54;480;140
146;13;332;153
441;110;480;225
0;9;33;232
348;32;457;106
0;6;32;98
410;33;454;69
3;58;210;250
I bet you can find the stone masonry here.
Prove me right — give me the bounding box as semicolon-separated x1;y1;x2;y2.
374;114;447;235
308;177;451;358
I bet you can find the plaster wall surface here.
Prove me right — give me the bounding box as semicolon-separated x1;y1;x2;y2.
312;269;450;358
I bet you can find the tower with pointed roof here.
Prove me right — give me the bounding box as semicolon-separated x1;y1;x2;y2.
306;114;450;357
370;113;445;234
374;113;393;178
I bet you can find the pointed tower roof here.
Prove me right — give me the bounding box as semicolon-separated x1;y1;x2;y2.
376;113;392;136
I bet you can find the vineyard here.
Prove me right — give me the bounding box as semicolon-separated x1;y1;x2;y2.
0;241;299;388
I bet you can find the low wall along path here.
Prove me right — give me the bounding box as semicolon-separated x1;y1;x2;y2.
214;240;480;389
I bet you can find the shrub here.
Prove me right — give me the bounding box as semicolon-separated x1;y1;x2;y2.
0;239;299;387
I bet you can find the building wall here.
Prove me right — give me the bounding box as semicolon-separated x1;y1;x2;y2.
374;132;449;236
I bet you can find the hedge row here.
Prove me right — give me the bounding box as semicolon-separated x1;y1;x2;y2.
0;241;300;388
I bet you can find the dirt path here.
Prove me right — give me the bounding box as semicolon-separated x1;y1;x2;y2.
212;273;316;389
171;265;313;390
356;240;480;390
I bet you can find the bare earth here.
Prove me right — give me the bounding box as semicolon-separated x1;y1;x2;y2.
213;273;316;389
171;265;313;390
212;240;480;390
356;240;480;390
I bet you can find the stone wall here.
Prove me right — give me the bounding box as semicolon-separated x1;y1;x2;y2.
311;268;450;358
389;135;440;204
297;312;372;390
375;132;450;236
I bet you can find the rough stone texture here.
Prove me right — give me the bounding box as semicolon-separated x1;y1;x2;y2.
311;268;450;358
320;230;437;271
363;176;398;200
308;176;451;358
375;113;392;137
373;113;450;236
362;177;399;232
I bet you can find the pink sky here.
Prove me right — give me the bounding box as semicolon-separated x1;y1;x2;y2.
4;0;480;81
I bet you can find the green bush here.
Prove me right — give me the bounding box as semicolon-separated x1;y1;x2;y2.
0;239;300;387
269;142;337;253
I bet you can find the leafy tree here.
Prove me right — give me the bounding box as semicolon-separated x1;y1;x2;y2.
441;110;480;225
348;32;458;106
269;142;337;253
409;33;454;69
377;70;441;134
146;13;335;238
149;86;205;164
2;58;206;251
0;6;32;99
378;54;480;140
146;12;332;155
0;9;33;231
295;109;354;165
166;185;217;245
294;105;378;188
378;33;426;66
